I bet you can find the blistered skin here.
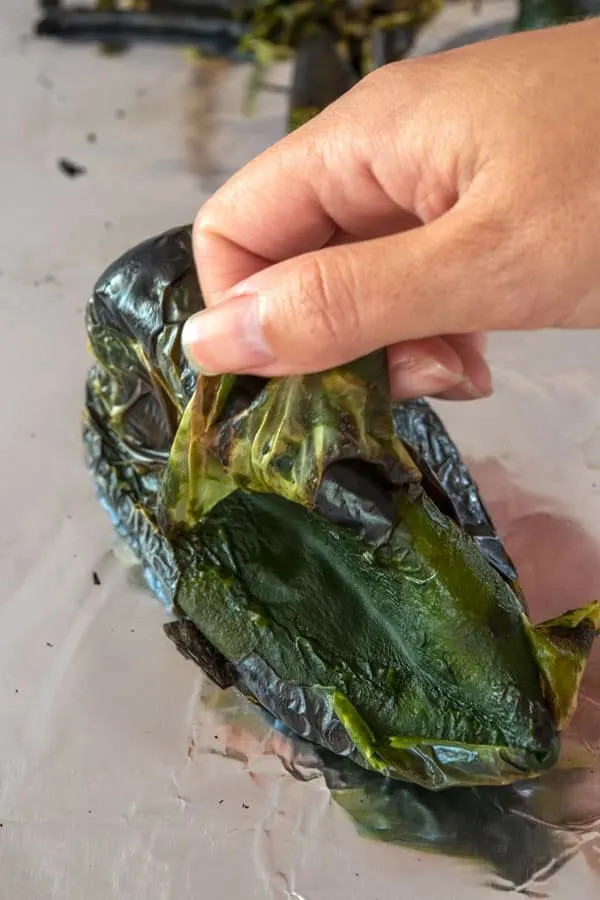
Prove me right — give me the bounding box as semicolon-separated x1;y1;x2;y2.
83;225;599;790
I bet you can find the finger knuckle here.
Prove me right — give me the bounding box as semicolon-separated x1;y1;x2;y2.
295;254;363;350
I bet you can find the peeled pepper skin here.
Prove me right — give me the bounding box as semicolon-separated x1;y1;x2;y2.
83;225;599;791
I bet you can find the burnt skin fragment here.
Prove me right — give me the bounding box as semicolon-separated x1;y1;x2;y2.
163;619;238;690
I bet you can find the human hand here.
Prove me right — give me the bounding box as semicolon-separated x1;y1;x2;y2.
184;19;600;401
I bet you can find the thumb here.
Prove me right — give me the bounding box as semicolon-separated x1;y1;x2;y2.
182;201;530;377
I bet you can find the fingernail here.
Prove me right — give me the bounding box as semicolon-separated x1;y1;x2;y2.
390;358;464;401
471;331;488;355
181;292;275;374
456;371;493;399
439;369;493;401
459;353;493;398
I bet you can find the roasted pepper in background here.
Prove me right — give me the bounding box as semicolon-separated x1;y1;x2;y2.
37;2;596;130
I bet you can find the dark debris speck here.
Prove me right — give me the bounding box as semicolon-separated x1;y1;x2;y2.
58;158;86;178
46;642;54;648
241;803;249;810
92;571;101;586
218;800;224;805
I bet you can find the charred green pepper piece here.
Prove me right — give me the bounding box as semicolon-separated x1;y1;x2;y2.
83;225;599;790
38;2;596;130
514;0;586;31
36;2;444;127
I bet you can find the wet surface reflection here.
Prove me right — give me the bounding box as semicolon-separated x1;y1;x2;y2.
196;680;599;897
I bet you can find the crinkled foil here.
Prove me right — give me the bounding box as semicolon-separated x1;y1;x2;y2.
1;0;599;897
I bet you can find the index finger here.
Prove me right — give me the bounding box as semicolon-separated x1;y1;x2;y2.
192;73;423;304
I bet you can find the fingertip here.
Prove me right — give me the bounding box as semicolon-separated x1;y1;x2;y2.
435;380;493;402
192;201;216;259
192;224;272;308
431;356;493;401
472;331;488;354
388;337;465;401
388;336;493;402
446;334;493;399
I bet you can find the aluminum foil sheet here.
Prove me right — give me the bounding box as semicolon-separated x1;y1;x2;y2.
0;1;599;897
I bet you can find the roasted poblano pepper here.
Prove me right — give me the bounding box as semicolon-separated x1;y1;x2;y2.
37;2;596;130
83;225;599;790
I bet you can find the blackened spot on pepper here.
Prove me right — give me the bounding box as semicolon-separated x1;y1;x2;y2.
316;459;397;548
